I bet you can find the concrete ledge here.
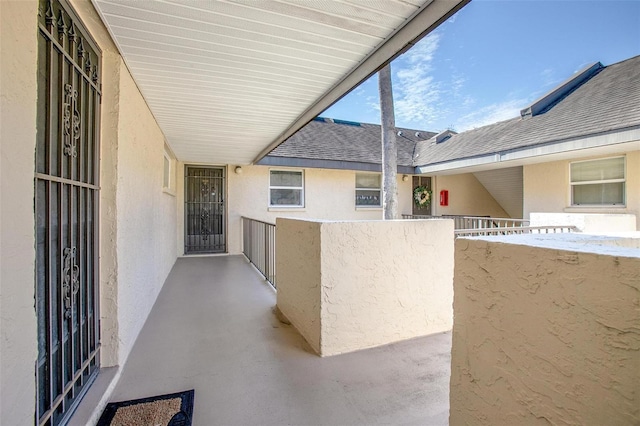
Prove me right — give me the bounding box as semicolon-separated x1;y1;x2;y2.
68;366;121;426
276;218;454;357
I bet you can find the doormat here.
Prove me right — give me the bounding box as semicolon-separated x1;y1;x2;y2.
96;389;194;426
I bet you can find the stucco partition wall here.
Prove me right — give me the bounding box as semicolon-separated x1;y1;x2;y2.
275;219;323;353
523;151;640;229
224;165;413;255
450;235;640;425
433;173;509;217
276;218;454;357
0;1;39;424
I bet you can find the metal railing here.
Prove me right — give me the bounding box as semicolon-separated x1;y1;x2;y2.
455;225;578;237
402;214;530;230
242;217;276;289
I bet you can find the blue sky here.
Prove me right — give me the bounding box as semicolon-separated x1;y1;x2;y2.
322;0;640;133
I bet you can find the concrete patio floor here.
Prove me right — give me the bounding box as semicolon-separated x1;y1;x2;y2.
101;255;451;425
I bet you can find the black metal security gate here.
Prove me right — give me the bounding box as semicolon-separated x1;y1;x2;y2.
185;167;226;253
35;0;101;424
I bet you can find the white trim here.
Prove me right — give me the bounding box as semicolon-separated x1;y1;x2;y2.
416;128;640;175
162;148;176;196
569;155;626;207
355;172;382;207
269;169;305;208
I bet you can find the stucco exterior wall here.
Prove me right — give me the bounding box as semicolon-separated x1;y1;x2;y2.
524;150;640;229
69;0;178;369
0;1;177;423
0;1;39;424
274;219;322;353
113;61;178;365
276;218;454;357
177;164;414;255
450;236;640;425
432;173;509;218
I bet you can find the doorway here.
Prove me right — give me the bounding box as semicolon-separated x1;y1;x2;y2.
35;0;102;423
412;176;432;216
184;166;226;254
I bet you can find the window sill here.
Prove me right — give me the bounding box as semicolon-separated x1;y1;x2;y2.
355;206;382;211
268;207;306;212
564;206;627;213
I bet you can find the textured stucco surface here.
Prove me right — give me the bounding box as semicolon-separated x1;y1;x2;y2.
69;0;178;367
223;165;414;255
0;1;39;424
277;218;454;357
524;150;640;229
275;219;322;353
450;236;640;425
433;173;508;218
114;62;178;365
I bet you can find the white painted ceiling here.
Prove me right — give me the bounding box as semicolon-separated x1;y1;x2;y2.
92;0;467;164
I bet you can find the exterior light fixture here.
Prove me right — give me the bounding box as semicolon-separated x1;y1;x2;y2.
402;175;409;182
234;166;243;174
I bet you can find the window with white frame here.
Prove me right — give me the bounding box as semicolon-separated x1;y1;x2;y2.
570;156;625;206
269;170;304;207
163;152;171;189
355;173;381;207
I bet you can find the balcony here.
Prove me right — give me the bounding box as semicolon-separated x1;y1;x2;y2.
91;255;452;425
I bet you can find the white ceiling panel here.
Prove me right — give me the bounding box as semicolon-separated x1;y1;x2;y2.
92;0;468;164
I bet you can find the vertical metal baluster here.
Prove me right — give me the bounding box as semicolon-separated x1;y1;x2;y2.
44;9;56;417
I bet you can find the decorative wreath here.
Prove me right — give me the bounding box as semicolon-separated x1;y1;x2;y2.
413;185;432;207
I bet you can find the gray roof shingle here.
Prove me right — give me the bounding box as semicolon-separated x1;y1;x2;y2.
413;55;640;167
268;118;436;167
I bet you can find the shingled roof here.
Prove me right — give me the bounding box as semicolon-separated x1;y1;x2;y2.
413;55;640;168
261;118;436;170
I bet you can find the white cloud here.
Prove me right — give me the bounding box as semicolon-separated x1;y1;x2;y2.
455;98;529;131
393;33;443;126
367;95;380;113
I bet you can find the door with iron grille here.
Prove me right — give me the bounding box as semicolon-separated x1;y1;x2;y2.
35;0;101;424
185;167;226;254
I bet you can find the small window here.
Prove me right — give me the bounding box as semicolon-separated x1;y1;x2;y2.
355;173;381;207
163;153;171;189
270;170;304;207
570;156;625;206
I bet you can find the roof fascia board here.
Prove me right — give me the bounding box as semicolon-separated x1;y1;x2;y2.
416;126;640;174
252;0;470;164
258;156;414;174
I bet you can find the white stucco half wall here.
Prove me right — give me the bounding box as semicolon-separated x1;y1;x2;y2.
530;212;637;233
276;218;454;356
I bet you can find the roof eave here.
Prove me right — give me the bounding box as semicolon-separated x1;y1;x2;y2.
415;126;640;174
252;0;470;164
